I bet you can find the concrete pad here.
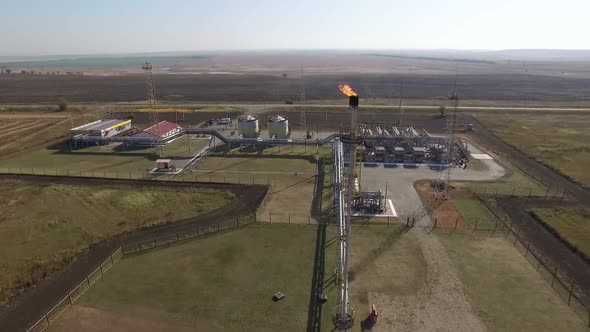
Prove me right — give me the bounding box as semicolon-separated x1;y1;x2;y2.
471;153;493;160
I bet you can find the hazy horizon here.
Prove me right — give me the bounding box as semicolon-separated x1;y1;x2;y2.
1;0;589;57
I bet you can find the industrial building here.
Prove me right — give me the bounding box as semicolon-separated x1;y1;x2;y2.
69;119;132;144
238;115;260;138
356;123;466;164
268;115;289;139
129;120;183;145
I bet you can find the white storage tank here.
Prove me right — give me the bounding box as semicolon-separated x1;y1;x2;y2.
268;115;289;139
238;115;260;138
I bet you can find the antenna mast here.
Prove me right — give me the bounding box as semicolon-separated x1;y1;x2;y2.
441;86;459;199
142;56;162;154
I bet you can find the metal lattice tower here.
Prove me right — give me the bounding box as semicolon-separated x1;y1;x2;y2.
142;57;162;153
441;92;459;198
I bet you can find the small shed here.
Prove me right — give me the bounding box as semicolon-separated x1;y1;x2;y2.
155;159;173;169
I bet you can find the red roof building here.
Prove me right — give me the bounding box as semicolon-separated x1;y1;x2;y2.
141;121;183;139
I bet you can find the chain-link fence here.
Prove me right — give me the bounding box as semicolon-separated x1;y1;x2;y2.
26;248;123;332
122;216;256;255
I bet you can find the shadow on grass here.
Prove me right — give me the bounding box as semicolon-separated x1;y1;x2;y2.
306;221;328;332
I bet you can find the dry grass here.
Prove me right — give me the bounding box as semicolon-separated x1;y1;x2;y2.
475;113;590;188
439;234;588;331
530;207;590;258
0;179;232;305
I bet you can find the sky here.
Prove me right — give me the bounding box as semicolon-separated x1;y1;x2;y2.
1;0;589;55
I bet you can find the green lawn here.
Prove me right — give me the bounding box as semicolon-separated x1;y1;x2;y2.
476;113;590;188
0;179;232;305
0;135;208;177
530;207;590;258
49;223;401;332
73;224;339;332
452;197;498;230
440;235;588;331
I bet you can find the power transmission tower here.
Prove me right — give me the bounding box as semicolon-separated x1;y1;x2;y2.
142;57;162;155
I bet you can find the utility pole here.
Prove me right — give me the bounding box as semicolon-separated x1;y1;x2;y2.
398;80;404;125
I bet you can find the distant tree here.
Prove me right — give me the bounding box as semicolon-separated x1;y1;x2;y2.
439;106;446;118
20;70;26;74
6;68;12;74
56;97;68;112
282;73;288;78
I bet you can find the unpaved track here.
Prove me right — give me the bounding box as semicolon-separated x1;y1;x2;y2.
0;174;267;332
371;228;486;332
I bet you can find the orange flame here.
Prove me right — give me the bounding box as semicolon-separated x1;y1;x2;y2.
338;84;357;97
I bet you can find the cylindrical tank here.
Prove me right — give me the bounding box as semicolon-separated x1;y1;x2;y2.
238;115;260;138
268;115;289;139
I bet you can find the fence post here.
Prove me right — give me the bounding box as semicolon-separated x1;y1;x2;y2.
568;283;574;305
524;240;531;257
308;215;311;224
289;214;291;224
473;217;478;233
537;252;544;270
270;212;272;223
514;228;521;246
552;265;559;287
491;220;498;237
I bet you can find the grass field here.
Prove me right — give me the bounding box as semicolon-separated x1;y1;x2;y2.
530;207;590;258
440;234;588;331
459;153;550;197
451;196;498;230
199;146;328;222
0;135;209;177
0;179;232;305
48;223;402;332
475;113;590;188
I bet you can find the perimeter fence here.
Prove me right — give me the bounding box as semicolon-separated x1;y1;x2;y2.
426;192;590;328
25;248;123;332
25;215;257;332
